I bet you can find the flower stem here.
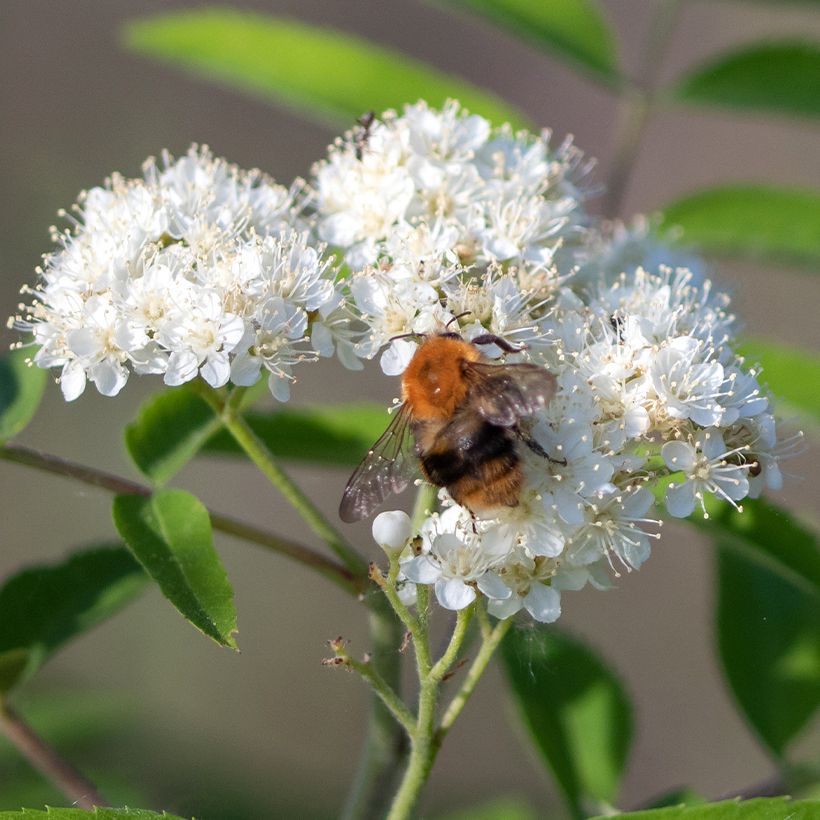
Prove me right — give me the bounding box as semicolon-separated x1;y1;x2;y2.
202;386;368;577
386;606;489;820
0;698;110;809
340;598;410;820
0;442;362;596
438;616;513;738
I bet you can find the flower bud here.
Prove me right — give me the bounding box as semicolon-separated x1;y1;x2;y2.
372;510;412;553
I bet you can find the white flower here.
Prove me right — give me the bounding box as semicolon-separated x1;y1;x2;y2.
402;510;513;611
662;431;750;518
160;290;245;388
651;336;725;427
488;548;562;622
566;487;659;571
372;510;413;553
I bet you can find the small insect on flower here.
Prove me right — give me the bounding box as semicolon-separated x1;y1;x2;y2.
339;325;560;522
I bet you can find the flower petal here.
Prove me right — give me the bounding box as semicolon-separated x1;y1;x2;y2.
435;578;476;611
523;584;561;623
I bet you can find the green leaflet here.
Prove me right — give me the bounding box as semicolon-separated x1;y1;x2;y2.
717;541;820;758
673;41;820;121
437;798;536;820
590;797;820;819
125;385;221;485
0;546;148;694
437;0;619;84
112;490;238;649
0;348;46;443
502;627;632;820
124;8;529;129
0;810;190;819
659;185;820;271
738;337;820;427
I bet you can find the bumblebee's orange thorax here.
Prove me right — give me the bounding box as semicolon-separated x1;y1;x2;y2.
401;335;482;420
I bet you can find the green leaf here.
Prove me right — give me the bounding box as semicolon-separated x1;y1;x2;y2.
112;489;238;649
738;337;820;427
123;8;529;129
0;348;46;443
691;499;820;601
203;402;389;467
644;789;706;810
659;185;820;270
590;797;820;819
438;0;618;83
0;809;189;819
125;385;220;485
673;496;820;757
437;798;536;820
674;41;820;121
0;546;148;694
501;627;632;819
717;536;820;757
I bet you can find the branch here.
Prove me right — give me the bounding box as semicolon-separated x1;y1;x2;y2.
0;442;364;597
0;699;110;809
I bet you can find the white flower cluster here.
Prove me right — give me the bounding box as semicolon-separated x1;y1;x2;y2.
10;146;358;401
11;102;792;624
341;104;789;624
369;265;788;622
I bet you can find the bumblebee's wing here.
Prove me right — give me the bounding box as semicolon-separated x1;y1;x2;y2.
464;361;557;427
339;403;417;523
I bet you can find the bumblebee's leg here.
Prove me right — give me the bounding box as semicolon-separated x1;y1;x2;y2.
515;427;567;466
471;333;526;354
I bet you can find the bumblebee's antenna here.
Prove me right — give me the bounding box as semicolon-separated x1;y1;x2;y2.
446;311;472;329
388;331;425;343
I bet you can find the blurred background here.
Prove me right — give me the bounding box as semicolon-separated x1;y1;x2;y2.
0;1;818;817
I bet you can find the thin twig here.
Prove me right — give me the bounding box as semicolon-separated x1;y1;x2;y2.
603;0;682;216
0;699;110;809
329;639;416;736
0;442;363;596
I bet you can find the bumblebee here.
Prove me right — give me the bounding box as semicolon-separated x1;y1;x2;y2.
339;330;558;522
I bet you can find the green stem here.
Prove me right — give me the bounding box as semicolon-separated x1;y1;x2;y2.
386;607;484;820
341;597;410;820
387;675;440;820
438;616;513;738
429;606;474;682
201;386;367;577
0;699;110;809
0;442;362;596
341;479;437;820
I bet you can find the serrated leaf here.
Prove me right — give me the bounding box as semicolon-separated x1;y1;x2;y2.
0;809;190;819
112;490;237;649
123;8;529;129
738;337;820;427
0;546;148;694
439;0;618;84
659;185;820;270
202;402;389;467
502;627;632;820
590;797;820;819
674;41;820;120
0;348;47;443
717;538;820;757
125;385;220;485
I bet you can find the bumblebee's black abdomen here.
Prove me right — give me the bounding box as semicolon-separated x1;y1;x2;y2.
414;415;522;511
